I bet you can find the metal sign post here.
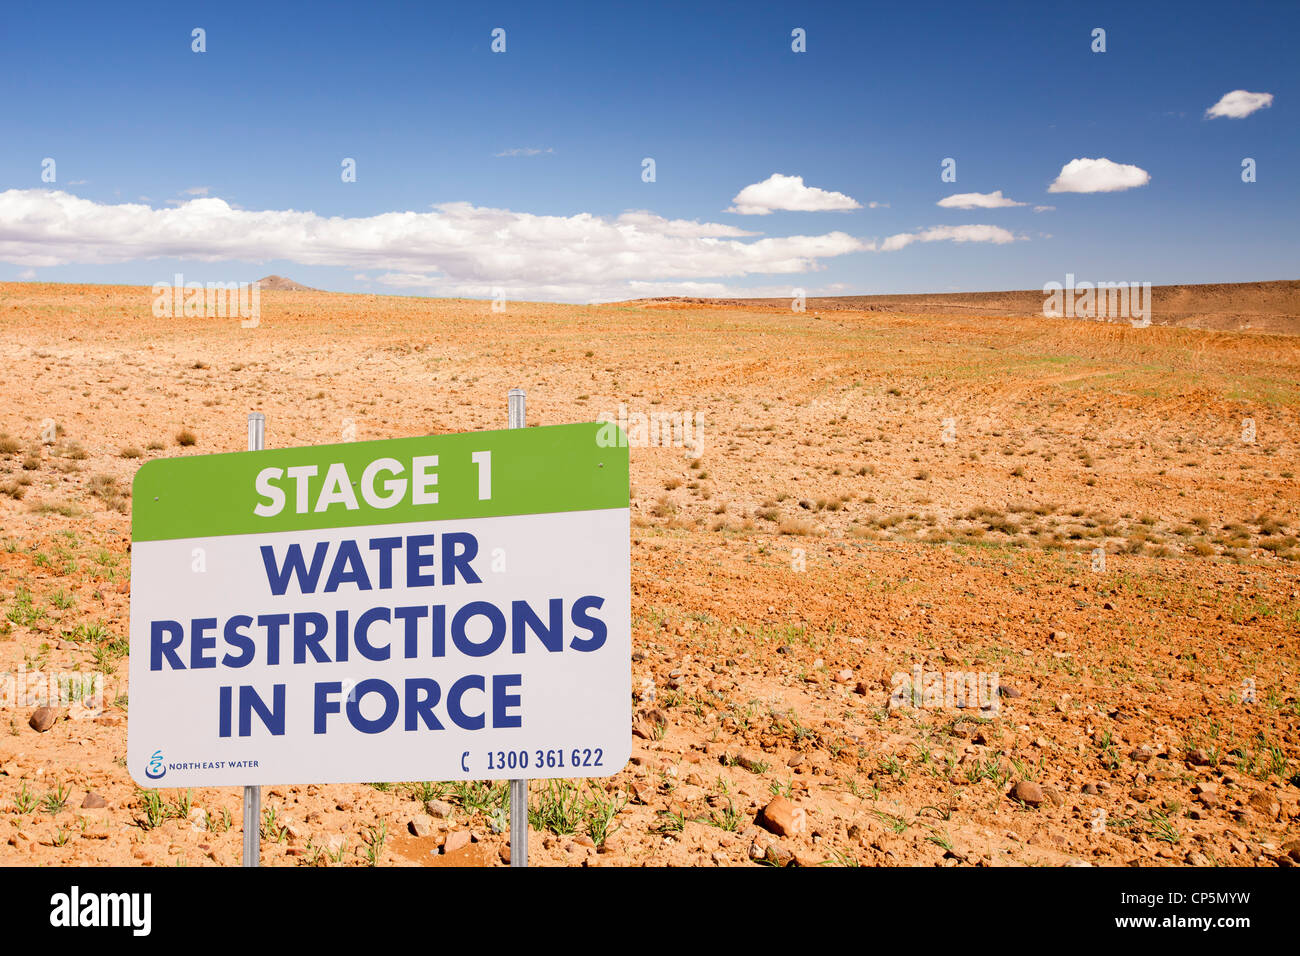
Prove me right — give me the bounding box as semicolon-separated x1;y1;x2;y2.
243;412;265;868
507;388;528;867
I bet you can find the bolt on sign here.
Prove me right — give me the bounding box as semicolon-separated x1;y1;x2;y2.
128;423;630;787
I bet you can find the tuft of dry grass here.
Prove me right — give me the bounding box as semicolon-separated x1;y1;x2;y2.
0;477;30;499
88;474;130;513
778;517;819;536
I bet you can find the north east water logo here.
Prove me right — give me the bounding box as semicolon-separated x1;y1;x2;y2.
144;750;166;780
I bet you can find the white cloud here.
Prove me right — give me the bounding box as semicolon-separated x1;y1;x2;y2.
1205;90;1274;119
1033;205;1055;213
936;190;1026;209
1048;157;1151;194
614;210;758;238
495;147;554;157
0;189;868;302
167;187;214;206
17;268;37;280
867;201;889;209
372;273;854;305
878;224;1019;252
727;173;861;215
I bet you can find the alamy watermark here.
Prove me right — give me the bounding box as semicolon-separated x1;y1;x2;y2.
151;273;261;326
0;663;103;711
596;403;704;456
890;665;1000;713
49;886;150;936
1043;273;1151;327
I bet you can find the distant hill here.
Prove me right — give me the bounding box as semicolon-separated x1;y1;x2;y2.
629;279;1300;335
256;275;316;291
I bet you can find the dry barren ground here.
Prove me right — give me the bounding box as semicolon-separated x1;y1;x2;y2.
647;278;1300;334
0;281;1298;867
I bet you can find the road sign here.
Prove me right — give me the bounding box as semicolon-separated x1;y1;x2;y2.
128;422;630;788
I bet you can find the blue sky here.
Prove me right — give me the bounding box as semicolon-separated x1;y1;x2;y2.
1;0;1294;300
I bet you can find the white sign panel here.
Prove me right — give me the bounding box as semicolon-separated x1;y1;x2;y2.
127;424;630;787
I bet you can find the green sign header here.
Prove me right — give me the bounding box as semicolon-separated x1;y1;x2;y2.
132;422;629;542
